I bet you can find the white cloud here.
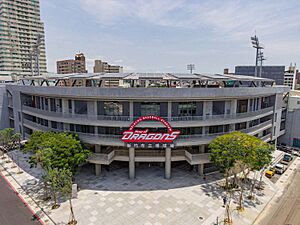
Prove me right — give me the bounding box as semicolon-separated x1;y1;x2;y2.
79;0;300;41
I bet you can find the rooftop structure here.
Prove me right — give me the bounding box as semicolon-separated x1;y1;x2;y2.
17;72;275;88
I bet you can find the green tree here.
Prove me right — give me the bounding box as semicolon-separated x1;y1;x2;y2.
45;167;61;209
209;132;242;189
58;169;77;225
0;128;21;161
209;131;273;211
25;131;90;176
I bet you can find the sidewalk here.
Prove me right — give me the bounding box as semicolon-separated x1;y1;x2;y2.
0;149;297;225
0;153;55;225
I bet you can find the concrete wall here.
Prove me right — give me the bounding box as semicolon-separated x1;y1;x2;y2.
0;84;9;129
279;109;300;146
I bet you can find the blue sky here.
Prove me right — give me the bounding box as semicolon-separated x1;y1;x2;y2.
41;0;300;73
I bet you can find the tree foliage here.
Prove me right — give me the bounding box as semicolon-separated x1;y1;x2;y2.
24;131;90;176
209;131;274;208
0;128;21;155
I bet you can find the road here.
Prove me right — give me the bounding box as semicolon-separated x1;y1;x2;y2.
0;174;42;225
254;166;300;225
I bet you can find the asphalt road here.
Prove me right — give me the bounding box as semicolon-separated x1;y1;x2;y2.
0;174;42;225
255;166;300;225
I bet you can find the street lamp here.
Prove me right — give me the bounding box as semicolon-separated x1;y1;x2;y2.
251;35;264;77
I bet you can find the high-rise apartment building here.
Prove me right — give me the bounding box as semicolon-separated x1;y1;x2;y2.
57;53;87;74
94;60;123;73
0;0;47;77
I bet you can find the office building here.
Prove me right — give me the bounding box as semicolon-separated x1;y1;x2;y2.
94;60;123;73
57;53;87;74
3;72;289;179
279;91;300;148
235;66;285;85
0;0;47;77
283;64;297;90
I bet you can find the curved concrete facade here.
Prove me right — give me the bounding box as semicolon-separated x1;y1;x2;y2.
4;76;290;179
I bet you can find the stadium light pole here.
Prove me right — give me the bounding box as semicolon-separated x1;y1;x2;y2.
251;35;264;77
187;64;195;74
258;51;266;78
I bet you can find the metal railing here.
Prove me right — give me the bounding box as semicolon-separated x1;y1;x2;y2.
23;119;273;143
22;105;273;123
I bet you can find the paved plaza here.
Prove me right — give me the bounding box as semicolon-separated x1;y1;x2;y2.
0;150;298;225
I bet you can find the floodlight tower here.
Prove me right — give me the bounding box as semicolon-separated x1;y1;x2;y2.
187;64;195;74
251;35;264;77
258;51;266;78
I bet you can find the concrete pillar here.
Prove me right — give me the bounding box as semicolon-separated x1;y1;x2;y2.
129;147;135;179
167;101;172;121
62;99;68;113
129;101;134;121
165;147;171;179
71;100;75;115
95;164;101;176
198;164;204;176
95;145;101;153
199;145;205;153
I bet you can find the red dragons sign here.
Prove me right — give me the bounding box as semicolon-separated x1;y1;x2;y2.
121;116;180;143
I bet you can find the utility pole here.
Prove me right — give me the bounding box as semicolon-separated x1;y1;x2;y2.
187;64;195;74
251;35;264;77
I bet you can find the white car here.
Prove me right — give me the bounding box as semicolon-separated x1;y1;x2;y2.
275;163;286;175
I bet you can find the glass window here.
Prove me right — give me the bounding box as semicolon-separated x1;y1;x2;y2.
74;100;87;114
178;102;196;116
141;103;160;116
104;102;123;116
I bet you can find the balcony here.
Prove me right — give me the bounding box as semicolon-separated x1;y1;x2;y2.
21;105;274;127
88;149;210;165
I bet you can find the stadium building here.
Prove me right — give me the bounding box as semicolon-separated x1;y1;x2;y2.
3;73;289;179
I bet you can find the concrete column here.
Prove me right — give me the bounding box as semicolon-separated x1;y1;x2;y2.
95;145;101;153
165;147;171;179
129;147;135;179
203;101;207;119
71;100;75;115
199;145;205;153
62;99;68;113
198;164;204;176
48;98;51;111
95;164;101;176
167;101;172;121
129;101;134;121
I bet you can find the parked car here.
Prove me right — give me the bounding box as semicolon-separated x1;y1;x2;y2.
283;153;293;162
275;163;286;174
265;168;276;178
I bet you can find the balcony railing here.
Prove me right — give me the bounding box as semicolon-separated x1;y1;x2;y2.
23;118;273;146
22;105;273;123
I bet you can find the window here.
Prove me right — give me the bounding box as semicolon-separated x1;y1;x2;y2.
141;103;160;116
237;100;248;113
297;101;300;105
74;100;87;114
104;102;123;116
212;101;225;115
178;102;197;116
